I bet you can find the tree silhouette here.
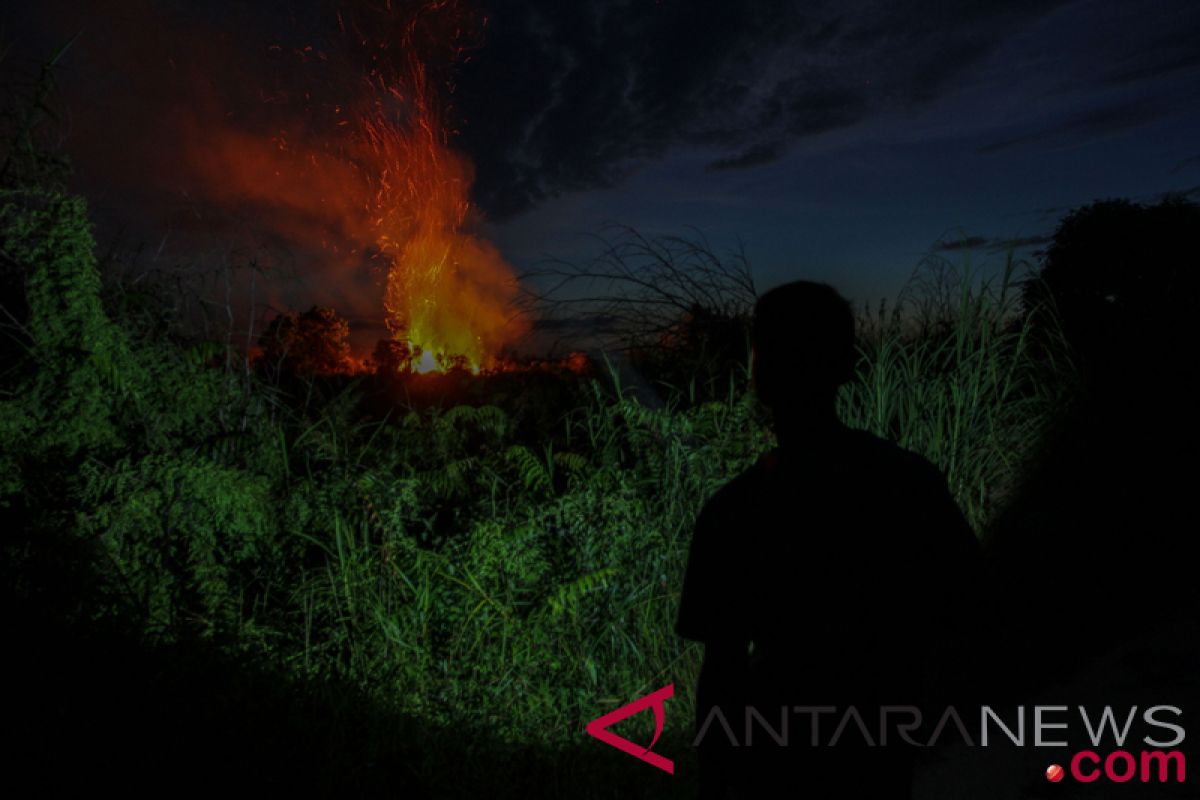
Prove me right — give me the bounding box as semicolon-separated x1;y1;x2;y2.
367;338;412;377
1024;196;1199;381
258;306;352;376
988;195;1200;698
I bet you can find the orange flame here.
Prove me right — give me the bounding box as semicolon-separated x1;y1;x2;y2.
365;8;525;373
179;0;526;374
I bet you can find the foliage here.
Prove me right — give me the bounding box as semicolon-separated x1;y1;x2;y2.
1022;196;1199;380
2;179;1071;794
259;305;354;376
521;225;757;401
842;252;1070;532
368;337;414;376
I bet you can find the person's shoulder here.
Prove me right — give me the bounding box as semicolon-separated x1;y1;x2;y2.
845;427;946;485
697;456;770;517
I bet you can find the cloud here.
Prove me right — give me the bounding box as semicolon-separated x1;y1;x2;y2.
1171;155;1200;174
1163;185;1200;200
706;141;787;172
1062;10;1200;90
453;0;1077;219
933;233;1052;254
24;0;1198;229
932;236;989;253
976;98;1168;155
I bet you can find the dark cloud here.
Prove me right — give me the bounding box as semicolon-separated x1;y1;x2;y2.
18;0;1199;231
1171;155;1200;174
1166;185;1200;200
706;141;786;172
454;0;1076;219
1002;234;1055;251
933;236;989;252
1094;48;1200;88
778;85;869;137
1063;8;1200;90
933;233;1052;254
976;98;1168;155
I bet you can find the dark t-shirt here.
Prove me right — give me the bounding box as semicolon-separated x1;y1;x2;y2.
676;424;981;792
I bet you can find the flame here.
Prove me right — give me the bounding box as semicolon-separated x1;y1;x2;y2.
363;3;524;374
176;0;525;374
412;347;440;374
365;106;519;373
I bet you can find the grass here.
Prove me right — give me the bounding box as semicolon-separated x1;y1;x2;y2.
0;186;1071;795
258;254;1065;783
842;252;1071;532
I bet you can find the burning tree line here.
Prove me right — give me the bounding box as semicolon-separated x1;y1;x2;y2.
254;303;588;378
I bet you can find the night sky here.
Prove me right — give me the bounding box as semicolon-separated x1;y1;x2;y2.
10;0;1200;348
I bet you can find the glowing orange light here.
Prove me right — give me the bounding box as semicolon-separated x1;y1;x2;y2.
365;2;525;374
185;0;526;375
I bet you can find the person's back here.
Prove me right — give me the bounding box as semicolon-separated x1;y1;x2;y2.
676;281;981;798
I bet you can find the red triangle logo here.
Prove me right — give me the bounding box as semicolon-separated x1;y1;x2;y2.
585;683;675;774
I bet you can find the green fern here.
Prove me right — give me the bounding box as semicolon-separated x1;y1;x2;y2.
541;567;618;618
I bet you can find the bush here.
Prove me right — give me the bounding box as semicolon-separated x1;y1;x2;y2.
1;180;1070;795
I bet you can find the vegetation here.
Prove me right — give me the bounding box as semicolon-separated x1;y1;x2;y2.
1;54;1115;799
0;169;1075;794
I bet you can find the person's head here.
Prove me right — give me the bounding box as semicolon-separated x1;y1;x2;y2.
751;281;855;418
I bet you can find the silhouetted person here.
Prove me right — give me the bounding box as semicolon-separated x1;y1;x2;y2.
676;281;982;799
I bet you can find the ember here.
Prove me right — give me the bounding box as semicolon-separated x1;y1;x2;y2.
364;1;528;373
184;0;527;374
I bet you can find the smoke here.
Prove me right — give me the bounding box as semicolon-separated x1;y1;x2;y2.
18;0;525;359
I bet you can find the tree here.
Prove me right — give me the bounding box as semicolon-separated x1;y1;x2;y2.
367;338;412;377
1023;196;1200;379
258;306;352;376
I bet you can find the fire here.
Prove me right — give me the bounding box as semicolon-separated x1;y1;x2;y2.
179;0;526;374
365;103;519;373
364;3;526;374
413;347;440;374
